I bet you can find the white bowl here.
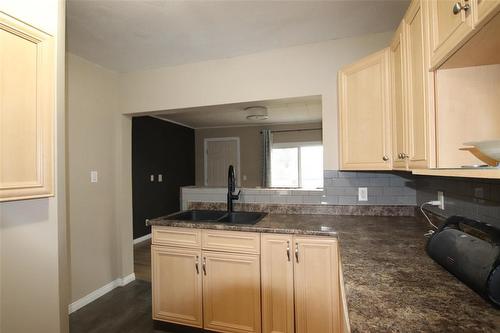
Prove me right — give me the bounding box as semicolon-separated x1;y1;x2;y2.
464;140;500;163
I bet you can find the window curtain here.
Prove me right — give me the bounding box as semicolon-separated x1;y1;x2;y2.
261;129;273;187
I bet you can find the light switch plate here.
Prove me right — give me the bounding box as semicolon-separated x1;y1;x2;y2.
358;187;368;201
90;171;98;183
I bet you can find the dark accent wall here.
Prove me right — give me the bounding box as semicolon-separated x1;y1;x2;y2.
132;116;195;239
416;176;500;228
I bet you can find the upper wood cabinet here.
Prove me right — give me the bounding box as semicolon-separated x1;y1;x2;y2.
338;49;392;170
405;0;435;169
428;0;474;68
0;13;54;202
428;0;500;69
473;0;500;28
390;22;408;170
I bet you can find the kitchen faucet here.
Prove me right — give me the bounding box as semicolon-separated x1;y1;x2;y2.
227;165;241;213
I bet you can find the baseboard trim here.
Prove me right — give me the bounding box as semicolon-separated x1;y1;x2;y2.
68;273;136;314
133;233;152;244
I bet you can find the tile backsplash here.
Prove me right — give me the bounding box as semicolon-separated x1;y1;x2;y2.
180;172;500;227
323;170;416;205
181;170;417;209
416;176;500;227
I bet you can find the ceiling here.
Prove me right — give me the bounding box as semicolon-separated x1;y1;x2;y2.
67;0;409;72
153;95;322;128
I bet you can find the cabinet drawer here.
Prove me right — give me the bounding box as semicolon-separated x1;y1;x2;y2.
202;230;260;254
152;227;201;248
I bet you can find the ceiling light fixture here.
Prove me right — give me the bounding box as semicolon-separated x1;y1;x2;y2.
245;106;269;121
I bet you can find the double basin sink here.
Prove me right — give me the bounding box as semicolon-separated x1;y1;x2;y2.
166;210;267;225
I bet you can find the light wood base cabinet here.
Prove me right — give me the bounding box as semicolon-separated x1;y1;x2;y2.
261;234;341;333
203;251;261;333
152;227;343;333
261;234;295;333
151;246;203;327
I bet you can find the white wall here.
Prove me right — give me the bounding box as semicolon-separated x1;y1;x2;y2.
67;54;133;303
119;31;393;170
0;1;67;332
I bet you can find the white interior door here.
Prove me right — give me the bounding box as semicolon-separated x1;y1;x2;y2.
204;138;240;187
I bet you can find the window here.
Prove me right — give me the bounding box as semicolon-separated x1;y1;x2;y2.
270;143;323;189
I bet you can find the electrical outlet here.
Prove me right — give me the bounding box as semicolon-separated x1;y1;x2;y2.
358;187;368;201
158;174;163;182
150;174;155;182
437;191;445;210
90;171;98;183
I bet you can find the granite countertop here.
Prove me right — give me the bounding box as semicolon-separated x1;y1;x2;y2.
148;212;500;332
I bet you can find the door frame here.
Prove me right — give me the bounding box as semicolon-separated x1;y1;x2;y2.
204;137;241;187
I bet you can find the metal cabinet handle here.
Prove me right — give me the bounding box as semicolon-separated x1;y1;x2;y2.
295;242;299;263
286;241;291;262
195;255;199;275
382;155;389;161
398;153;403;159
202;257;207;275
453;2;470;14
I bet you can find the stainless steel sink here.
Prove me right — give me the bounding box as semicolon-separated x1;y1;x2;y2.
217;212;267;225
166;210;227;221
166;210;267;225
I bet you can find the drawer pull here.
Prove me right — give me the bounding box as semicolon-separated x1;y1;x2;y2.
295;242;299;263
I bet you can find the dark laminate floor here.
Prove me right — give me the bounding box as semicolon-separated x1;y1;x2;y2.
70;239;174;333
134;239;151;282
69;280;209;333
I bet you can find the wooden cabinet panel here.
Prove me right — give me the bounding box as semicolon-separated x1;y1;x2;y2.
202;251;261;333
151;246;203;327
429;0;474;68
473;0;500;28
338;49;392;170
406;0;431;169
202;230;260;254
0;13;54;202
261;234;294;333
390;22;408;170
293;237;340;333
152;227;201;248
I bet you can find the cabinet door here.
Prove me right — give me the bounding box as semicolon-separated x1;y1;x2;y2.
0;13;54;202
151;246;203;327
261;234;294;333
429;0;474;68
406;0;431;169
390;22;408;170
338;49;392;170
293;237;340;333
203;251;261;333
473;0;500;28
